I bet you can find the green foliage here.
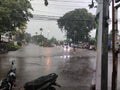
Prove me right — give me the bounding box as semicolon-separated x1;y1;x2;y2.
89;38;96;45
0;0;33;37
31;35;47;45
24;32;31;43
7;42;20;51
57;8;95;43
31;35;58;47
15;30;25;41
49;37;57;44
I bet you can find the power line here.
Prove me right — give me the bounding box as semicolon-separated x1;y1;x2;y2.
30;15;120;23
33;10;62;16
31;15;95;22
31;2;92;7
33;14;61;18
30;0;91;4
49;0;102;4
49;0;91;3
49;3;86;8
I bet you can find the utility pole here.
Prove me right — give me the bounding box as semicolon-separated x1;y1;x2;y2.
111;1;120;90
73;31;76;52
101;0;109;89
95;0;109;90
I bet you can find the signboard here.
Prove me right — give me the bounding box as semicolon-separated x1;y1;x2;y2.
115;0;120;3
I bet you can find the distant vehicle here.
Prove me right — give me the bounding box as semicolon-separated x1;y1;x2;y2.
89;45;95;50
70;43;78;48
63;43;69;48
77;45;82;48
63;43;71;51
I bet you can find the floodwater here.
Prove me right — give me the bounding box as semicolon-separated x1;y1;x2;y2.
0;44;95;90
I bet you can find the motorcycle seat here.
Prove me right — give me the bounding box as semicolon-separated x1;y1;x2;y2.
24;73;58;90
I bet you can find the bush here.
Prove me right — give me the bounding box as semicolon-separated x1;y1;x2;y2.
7;42;21;51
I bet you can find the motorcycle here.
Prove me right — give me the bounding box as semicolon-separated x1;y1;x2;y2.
0;61;16;90
0;61;61;90
24;73;61;90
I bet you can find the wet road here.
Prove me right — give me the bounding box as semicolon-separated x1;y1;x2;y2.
0;44;95;90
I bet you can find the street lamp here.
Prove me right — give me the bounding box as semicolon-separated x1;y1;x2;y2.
47;31;50;39
35;32;38;43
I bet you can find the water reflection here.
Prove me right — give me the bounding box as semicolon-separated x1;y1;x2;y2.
63;47;71;52
46;57;51;72
45;48;52;72
0;45;63;87
60;55;70;59
45;48;51;56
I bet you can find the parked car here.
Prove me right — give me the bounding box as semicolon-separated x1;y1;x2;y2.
70;43;78;48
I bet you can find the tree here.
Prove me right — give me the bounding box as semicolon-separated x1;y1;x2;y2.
0;6;11;40
49;37;57;44
24;32;31;43
57;8;95;43
31;34;47;45
0;0;33;41
15;29;25;42
40;28;43;35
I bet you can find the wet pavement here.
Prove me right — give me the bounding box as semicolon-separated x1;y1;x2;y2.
0;44;97;90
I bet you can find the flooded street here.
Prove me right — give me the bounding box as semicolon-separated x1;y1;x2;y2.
1;44;120;90
0;44;96;90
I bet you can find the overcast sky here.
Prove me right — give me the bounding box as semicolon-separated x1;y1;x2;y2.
25;0;109;40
